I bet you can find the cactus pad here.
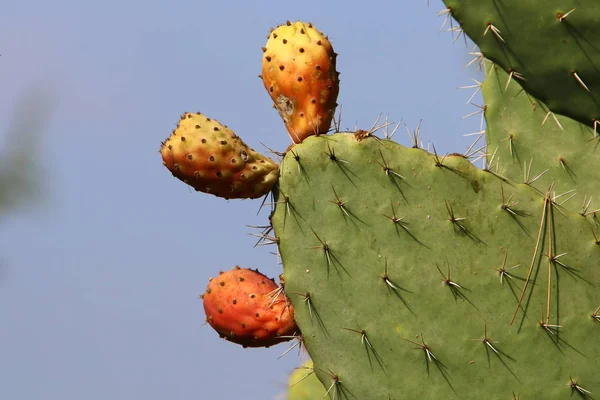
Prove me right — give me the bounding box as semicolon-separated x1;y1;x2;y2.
442;0;600;129
483;63;600;216
272;133;600;399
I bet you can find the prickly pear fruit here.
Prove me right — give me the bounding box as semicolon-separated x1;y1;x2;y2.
261;21;339;144
201;266;297;348
160;112;279;199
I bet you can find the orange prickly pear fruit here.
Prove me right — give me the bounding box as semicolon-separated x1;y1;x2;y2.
201;266;298;348
261;21;340;143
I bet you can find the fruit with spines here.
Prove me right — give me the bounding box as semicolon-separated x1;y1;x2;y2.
160;112;279;199
261;21;339;143
201;266;297;348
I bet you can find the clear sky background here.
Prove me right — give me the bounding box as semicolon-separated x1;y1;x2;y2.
0;1;485;399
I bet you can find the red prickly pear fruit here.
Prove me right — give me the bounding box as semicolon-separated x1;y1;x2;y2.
201;266;298;348
261;21;339;144
160;112;279;199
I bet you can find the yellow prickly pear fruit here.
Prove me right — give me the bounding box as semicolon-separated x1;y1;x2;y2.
160;112;279;200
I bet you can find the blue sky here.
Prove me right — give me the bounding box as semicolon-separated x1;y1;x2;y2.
0;1;484;398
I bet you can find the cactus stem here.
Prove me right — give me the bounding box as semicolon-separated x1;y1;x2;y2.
568;376;591;397
558;8;576;22
572;71;591;93
484;23;506;43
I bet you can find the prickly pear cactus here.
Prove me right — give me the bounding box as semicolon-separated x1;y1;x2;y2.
270;9;600;399
484;65;600;215
156;8;600;400
441;0;600;130
273;130;599;398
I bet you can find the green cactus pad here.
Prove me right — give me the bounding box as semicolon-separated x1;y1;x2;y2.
442;0;600;129
286;359;327;399
272;133;600;399
483;63;600;216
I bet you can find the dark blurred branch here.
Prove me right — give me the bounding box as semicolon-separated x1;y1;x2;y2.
0;84;57;217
